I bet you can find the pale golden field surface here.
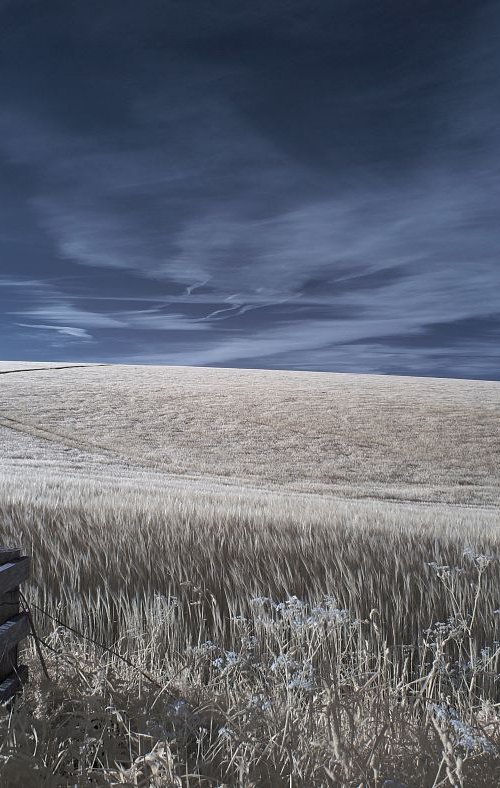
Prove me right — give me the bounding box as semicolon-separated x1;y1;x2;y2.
1;361;500;505
1;362;500;785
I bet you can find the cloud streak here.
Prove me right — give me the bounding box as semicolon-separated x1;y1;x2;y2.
16;323;92;340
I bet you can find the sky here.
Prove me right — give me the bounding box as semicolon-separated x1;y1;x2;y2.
1;0;499;378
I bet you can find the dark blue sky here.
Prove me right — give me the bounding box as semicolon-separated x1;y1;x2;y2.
1;0;499;378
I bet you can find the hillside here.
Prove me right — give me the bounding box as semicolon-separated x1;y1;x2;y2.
1;361;499;506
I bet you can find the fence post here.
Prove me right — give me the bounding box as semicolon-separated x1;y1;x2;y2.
0;547;30;702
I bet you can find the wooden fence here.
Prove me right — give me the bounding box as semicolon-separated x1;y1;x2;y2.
0;547;30;702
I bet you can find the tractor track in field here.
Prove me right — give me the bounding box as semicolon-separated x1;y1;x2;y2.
0;364;109;375
0;412;131;461
1;411;499;514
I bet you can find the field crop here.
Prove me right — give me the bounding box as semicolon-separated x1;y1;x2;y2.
1;362;500;504
0;363;499;785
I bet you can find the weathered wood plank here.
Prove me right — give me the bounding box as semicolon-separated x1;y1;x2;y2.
0;613;30;657
0;557;30;596
0;588;20;680
0;588;19;624
0;547;29;696
0;548;20;565
0;664;28;703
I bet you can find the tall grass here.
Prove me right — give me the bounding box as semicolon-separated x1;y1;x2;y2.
1;485;500;785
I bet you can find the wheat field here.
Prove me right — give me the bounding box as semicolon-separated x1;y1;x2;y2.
1;362;500;503
0;362;500;786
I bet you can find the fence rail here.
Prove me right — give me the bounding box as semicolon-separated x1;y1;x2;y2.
0;547;30;702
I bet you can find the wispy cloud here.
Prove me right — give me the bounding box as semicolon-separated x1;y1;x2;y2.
14;304;123;328
12;302;210;332
0;277;52;292
16;323;92;340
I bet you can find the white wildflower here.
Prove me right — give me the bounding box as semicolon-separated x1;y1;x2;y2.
218;726;235;740
432;704;497;755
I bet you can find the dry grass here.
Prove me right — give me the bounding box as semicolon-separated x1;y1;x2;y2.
0;363;500;785
1;363;500;503
1;479;500;785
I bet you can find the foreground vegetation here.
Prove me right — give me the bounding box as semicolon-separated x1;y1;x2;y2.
1;486;499;786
